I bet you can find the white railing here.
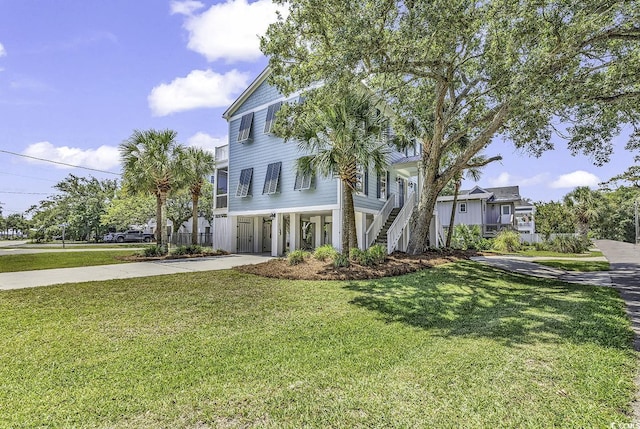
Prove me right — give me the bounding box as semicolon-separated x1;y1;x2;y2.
386;190;416;254
215;145;228;162
365;193;397;248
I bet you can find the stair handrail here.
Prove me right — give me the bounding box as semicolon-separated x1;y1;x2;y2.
365;193;396;248
386;190;416;254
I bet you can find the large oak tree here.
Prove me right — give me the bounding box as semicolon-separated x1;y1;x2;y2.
262;0;640;253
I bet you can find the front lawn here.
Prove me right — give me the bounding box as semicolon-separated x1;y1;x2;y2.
0;262;635;428
515;249;604;258
0;250;137;272
536;260;611;272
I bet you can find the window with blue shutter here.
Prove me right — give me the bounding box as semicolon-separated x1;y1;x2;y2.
236;168;253;197
264;102;282;134
262;162;282;195
237;112;253;142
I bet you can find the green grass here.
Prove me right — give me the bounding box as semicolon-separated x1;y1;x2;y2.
536;260;611;272
0;250;137;272
0;262;635;428
515;249;604;258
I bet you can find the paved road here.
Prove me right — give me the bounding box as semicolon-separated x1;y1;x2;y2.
0;254;274;291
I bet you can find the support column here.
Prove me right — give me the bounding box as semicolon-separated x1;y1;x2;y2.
355;211;365;250
272;213;283;256
290;212;300;251
332;209;342;253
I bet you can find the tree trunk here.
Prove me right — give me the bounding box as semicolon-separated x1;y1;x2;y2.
156;191;169;253
191;192;199;246
406;140;447;254
341;184;354;254
446;180;461;248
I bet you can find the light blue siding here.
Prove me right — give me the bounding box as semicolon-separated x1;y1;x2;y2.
228;83;338;213
233;79;283;117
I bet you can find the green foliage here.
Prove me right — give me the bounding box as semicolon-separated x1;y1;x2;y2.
349;245;387;266
171;245;206;256
534;201;575;240
333;253;350;268
367;244;387;265
451;224;491;250
287;249;310;265
142;245;166;257
492;230;521;253
313;244;338;261
549;235;592;254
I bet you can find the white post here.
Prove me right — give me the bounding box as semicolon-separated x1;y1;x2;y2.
271;214;282;256
332;209;342;253
290;212;300;251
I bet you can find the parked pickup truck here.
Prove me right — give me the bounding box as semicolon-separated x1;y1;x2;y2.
104;230;155;243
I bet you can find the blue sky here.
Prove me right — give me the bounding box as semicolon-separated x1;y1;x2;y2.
0;1;635;215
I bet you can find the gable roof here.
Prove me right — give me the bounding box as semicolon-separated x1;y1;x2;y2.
437;185;522;203
222;67;272;120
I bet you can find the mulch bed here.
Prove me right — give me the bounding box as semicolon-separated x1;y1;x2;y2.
234;249;479;281
117;250;229;262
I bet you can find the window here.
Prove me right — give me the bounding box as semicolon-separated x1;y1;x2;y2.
237;112;254;142
236;168;253;197
459;202;467;213
215;168;228;208
355;165;368;195
264;102;282;134
377;170;389;200
294;171;313;190
262;162;282;195
501;205;512;215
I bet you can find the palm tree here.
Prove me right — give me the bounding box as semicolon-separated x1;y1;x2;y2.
563;186;600;238
119;129;185;253
183;146;215;245
285;89;389;254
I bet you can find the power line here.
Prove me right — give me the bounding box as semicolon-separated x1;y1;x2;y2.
0;149;121;175
0;191;53;195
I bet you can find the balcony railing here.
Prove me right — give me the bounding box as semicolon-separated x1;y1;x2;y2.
215;145;228;162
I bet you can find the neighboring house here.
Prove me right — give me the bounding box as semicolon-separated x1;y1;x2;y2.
211;67;432;256
435;185;536;238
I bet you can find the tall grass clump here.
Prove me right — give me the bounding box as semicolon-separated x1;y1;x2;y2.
287;249;310;265
550;235;591;254
313;244;338;261
142;245;165;257
492;230;521;252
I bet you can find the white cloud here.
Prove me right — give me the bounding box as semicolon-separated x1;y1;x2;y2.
23;141;120;171
180;0;287;63
186;132;228;152
488;172;549;188
550;170;600;189
0;42;6;57
170;0;204;16
148;69;249;116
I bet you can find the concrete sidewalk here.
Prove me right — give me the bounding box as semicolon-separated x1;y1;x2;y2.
0;254;274;291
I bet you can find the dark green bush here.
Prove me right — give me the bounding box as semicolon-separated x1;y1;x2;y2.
451;224;491;250
143;245;165;257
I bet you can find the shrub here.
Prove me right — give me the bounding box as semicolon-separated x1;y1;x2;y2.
172;245;208;256
142;245;165;257
549;235;591;254
333;253;350;268
451;224;491;250
534;241;549;251
287;249;310;265
492;229;521;252
313;244;338;261
368;244;387;265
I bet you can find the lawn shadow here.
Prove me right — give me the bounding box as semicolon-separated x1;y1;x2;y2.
344;260;633;349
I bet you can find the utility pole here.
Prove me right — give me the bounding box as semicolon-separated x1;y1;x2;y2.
633;199;640;244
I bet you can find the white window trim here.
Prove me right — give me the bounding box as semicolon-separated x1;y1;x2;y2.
459;202;467;213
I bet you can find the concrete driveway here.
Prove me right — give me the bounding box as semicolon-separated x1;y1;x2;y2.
0;254;274;291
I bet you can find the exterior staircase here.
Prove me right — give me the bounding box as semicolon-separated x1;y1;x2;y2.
373;208;401;247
